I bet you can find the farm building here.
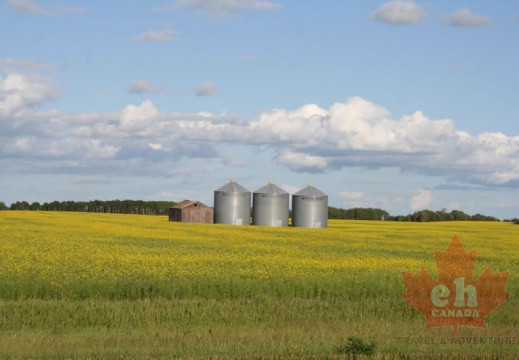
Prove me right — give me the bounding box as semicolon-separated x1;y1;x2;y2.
168;200;213;224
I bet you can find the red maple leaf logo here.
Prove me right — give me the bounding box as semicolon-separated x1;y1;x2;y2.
401;235;511;333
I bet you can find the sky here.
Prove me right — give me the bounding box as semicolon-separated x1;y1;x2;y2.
0;0;518;218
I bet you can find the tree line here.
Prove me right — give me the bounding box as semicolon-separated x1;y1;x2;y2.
2;200;174;215
387;209;500;222
328;206;502;222
328;207;390;220
0;201;512;222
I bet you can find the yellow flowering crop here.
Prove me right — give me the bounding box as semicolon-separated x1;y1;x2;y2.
0;211;517;300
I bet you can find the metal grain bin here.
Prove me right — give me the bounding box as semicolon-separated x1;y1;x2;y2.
252;182;289;227
292;184;328;228
214;180;251;226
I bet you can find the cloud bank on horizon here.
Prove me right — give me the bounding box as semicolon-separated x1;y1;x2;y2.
1;64;517;188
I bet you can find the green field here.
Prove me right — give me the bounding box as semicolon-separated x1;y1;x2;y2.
0;211;517;358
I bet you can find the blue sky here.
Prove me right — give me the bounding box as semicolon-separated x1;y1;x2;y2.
0;0;518;218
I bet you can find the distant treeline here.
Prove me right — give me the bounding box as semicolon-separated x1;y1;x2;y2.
0;201;511;222
2;200;174;215
388;209;500;222
328;206;502;222
328;207;390;220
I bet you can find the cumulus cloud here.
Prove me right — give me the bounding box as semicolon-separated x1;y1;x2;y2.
1;64;518;186
155;0;281;16
135;29;180;42
6;0;87;15
372;0;426;25
411;189;432;211
277;150;329;173
442;9;490;27
0;71;57;119
127;80;165;94
193;82;218;96
254;97;519;186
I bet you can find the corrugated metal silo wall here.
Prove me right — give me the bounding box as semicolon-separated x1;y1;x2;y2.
292;195;328;228
252;193;289;227
214;191;251;225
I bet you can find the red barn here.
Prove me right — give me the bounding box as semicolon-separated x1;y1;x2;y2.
168;200;213;224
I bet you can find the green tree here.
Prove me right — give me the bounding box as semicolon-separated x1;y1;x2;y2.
10;201;30;210
30;202;41;210
32;200;175;215
451;210;470;221
387;209;499;222
328;207;389;220
471;213;500;222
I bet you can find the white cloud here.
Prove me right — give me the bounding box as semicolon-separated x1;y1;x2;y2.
156;0;282;17
119;100;160;131
0;71;56;118
340;191;364;200
249;103;327;145
411;189;432;211
193;82;218;96
127;80;165;94
442;9;490;27
1;64;518;186
148;143;163;150
135;29;180;42
6;0;87;15
372;0;426;25
0;136;120;160
251;97;519;186
277;150;329;172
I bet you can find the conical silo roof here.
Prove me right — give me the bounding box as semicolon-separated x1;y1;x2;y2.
215;180;250;193
293;184;327;197
254;182;288;195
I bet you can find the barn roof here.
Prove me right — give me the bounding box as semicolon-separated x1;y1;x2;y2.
293;185;327;197
171;200;193;209
171;200;211;209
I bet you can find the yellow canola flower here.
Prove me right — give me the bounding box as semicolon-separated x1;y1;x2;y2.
0;211;517;299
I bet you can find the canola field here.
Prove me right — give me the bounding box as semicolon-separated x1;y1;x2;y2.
0;211;517;358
